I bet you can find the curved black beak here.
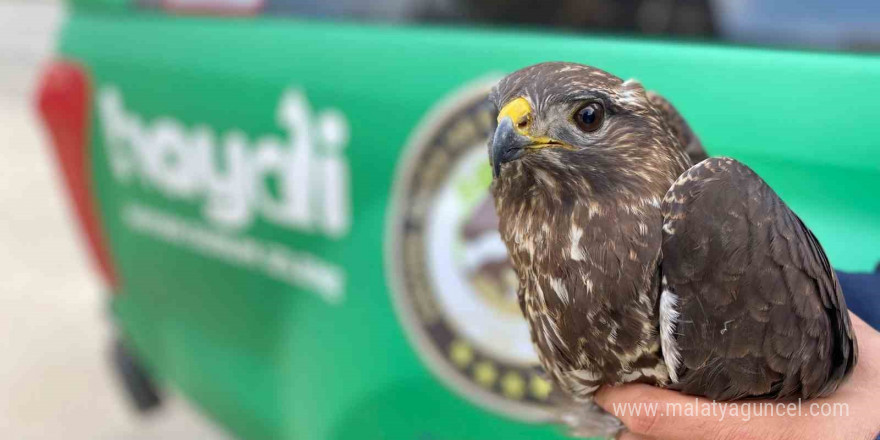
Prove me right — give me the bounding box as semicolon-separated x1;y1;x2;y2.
491;117;533;178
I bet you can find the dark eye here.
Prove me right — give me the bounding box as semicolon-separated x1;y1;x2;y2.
574;102;605;132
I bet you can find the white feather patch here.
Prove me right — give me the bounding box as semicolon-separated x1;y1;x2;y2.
570;369;601;382
550;277;570;305
562;370;601;396
619;78;645;106
659;277;682;383
570;226;585;261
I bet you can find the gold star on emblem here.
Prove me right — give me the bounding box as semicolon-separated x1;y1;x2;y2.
449;340;473;368
501;372;525;399
474;361;498;387
529;374;552;400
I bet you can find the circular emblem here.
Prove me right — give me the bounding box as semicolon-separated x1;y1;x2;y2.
386;77;562;422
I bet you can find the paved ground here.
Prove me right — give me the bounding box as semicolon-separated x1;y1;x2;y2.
0;2;230;439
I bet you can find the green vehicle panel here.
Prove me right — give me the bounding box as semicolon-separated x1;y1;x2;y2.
40;5;880;440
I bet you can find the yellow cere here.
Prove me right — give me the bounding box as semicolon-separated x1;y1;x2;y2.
497;97;532;132
497;96;571;150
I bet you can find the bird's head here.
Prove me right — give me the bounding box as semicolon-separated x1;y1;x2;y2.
489;62;687;199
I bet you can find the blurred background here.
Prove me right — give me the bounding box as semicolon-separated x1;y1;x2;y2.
152;0;880;51
1;1;229;438
1;0;878;439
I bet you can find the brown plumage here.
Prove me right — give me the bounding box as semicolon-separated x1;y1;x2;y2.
661;158;856;400
488;62;856;436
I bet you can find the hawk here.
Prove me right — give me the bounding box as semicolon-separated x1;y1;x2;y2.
488;62;857;437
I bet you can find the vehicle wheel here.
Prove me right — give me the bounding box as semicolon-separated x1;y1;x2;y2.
112;339;162;412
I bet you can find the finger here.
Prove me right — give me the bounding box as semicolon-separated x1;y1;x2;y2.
849;312;869;333
847;312;880;383
596;384;697;439
595;384;760;440
849;312;880;342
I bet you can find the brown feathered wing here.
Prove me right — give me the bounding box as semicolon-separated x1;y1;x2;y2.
660;157;856;400
647;91;709;164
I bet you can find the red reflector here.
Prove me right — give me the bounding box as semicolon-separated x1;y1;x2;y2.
36;60;119;290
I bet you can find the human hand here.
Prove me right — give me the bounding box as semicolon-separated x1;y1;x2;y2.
595;313;880;440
